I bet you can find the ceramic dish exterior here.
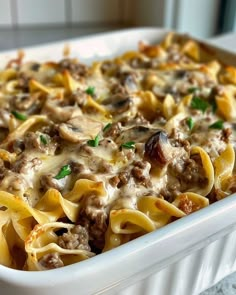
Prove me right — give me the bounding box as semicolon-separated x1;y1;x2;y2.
0;28;236;295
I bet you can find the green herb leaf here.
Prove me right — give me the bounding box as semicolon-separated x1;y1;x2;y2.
11;110;27;121
87;134;100;147
85;86;95;96
40;134;48;145
209;120;224;130
54;165;72;180
186;117;194;130
103;123;111;132
188;87;199;93
210;98;217;113
191;96;209;113
121;141;135;149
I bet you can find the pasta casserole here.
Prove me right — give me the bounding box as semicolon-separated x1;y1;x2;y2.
0;32;235;271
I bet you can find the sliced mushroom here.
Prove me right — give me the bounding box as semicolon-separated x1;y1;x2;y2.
129;56;150;69
11;92;42;114
116;126;156;144
145;130;185;166
110;82;128;96
0;109;11;128
70;89;87;107
12;94;33;110
117;71;138;92
42;98;82;122
113;97;133;114
58;115;102;143
103;94;133;114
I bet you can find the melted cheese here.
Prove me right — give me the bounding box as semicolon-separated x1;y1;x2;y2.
0;33;235;271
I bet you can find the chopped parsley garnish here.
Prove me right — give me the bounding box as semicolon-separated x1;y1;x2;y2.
11;110;27;121
188;87;199;93
191;96;209;113
54;165;72;180
87;134;100;147
85;86;95;96
210;98;217;113
209;120;224;130
121;141;135;149
103;123;112;132
186;117;194;130
40;134;48;145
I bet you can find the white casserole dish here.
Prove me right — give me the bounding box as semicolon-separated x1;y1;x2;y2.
1;28;236;295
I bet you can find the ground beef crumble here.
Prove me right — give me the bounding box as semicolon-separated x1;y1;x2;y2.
131;160;151;187
178;195;200;215
78;194;108;251
58;225;91;251
169;154;208;189
39;253;64;269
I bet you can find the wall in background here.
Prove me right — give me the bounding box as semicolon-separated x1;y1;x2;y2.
124;0;221;38
0;0;123;27
0;0;222;38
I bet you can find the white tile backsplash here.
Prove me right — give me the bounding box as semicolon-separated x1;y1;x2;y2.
16;0;66;25
0;0;122;27
0;0;220;39
70;0;121;23
0;0;12;25
174;0;220;38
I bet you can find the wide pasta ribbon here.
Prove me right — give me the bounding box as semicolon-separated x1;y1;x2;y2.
25;222;94;271
36;179;108;225
162;94;177;120
172;192;209;213
188;146;214;197
103;209;155;252
104;196;186;252
109;208;155;235
214;144;235;199
0;210;12;267
1;115;50;148
135;90;162;121
64;179;107;202
35;188;80;223
165;112;187;134
215;85;236;122
0;149;16;163
137;195;185;228
0;191;52;240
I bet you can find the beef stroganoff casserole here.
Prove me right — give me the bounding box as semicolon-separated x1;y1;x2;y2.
0;31;235;272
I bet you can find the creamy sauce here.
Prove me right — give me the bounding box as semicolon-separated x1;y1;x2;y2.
0;35;236;271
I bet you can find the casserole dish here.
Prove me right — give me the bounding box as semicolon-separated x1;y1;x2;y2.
1;28;236;294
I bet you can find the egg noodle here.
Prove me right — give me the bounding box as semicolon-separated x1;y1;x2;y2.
0;33;235;270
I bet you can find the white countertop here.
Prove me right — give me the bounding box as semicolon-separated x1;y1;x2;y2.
0;26;236;295
210;32;236;52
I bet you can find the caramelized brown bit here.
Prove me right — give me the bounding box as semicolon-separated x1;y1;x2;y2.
178;195;200;215
117;171;130;188
109;175;120;187
221;128;232;143
39;253;64;269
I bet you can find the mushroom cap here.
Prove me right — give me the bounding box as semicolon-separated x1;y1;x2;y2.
145;131;172;165
58;115;102;143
